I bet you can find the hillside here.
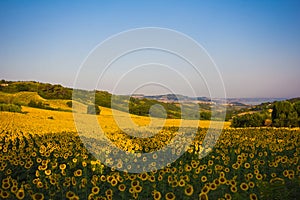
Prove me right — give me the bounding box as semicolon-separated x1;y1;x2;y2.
0;80;216;120
1;80;299;127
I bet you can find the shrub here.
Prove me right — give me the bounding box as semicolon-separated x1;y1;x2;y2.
87;104;101;115
0;103;22;113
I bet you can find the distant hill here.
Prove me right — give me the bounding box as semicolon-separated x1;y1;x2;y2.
1;80;298;123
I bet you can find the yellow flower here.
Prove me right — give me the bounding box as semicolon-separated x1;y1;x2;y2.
2;182;10;190
105;189;112;196
248;181;255;188
45;169;51;176
210;183;217;191
201;186;209;194
74;169;82;177
66;191;75;199
153;190;162;200
32;193;44;200
199;192;208;200
178;179;185;187
240;182;249;191
165;192;175;200
244;162;250;169
134;185;142;193
131;180;139;187
249;193;258;200
184;184;194;196
219;176;226;184
224;193;232;200
16;188;25;200
255;174;263;180
111;178;118;187
91;186;100;195
59;164;66;170
118;184;126;192
230;186;237;193
1;190;10;199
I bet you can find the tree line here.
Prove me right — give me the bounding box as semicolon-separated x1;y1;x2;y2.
231;100;300;128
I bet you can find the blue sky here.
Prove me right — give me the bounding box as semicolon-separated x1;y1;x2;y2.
0;0;299;98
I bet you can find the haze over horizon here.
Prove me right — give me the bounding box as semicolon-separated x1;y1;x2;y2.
1;1;299;98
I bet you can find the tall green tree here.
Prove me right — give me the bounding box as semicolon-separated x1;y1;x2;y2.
272;101;299;127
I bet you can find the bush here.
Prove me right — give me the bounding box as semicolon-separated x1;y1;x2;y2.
231;113;264;128
0;103;22;113
87;104;101;115
66;101;72;108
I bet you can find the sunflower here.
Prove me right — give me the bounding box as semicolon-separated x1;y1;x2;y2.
199;192;208;200
178;179;185;187
148;175;156;182
240;182;249;191
45;169;51;176
2;182;10;190
16;188;25;200
1;190;10;199
129;187;135;194
283;170;289;177
59;164;66;170
271;172;277;178
91;186;100;195
74;169;82;177
185;164;192;172
72;177;76;186
210;183;217;191
118;184;126;192
131;180;139;187
11;186;18;194
244;163;250;169
255;174;263;180
100;175;106;182
214;179;220;186
230;186;237;193
66;191;75;199
201;186;209;193
207;169;212;174
134;185;142;193
139;172;148;181
32;193;44;200
105;189;113;197
153;191;162;200
249;193;258;200
158;175;163;181
171;167;177;174
184;184;194;196
219;176;226;184
167;176;173;183
288;174;294;179
224;193;232;200
248;181;255;188
111;178;118;187
165;192;176;200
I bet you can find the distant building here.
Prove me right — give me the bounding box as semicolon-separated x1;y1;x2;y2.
131;94;144;99
0;83;8;87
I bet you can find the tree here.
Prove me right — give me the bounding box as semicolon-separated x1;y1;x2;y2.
272;101;299;127
287;111;298;127
294;101;300;126
87;104;101;115
231;113;264;128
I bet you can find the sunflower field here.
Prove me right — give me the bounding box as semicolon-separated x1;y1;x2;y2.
0;123;299;200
